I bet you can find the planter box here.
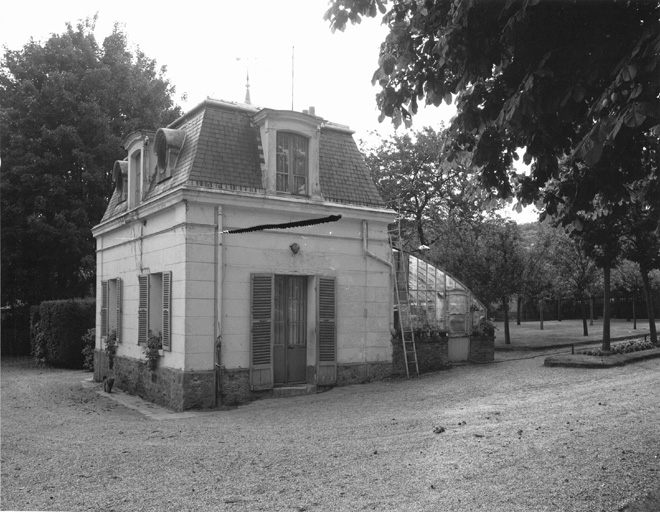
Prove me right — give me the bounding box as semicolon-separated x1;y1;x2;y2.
391;335;450;375
469;335;495;362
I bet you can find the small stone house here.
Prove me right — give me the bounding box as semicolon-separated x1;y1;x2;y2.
92;99;396;410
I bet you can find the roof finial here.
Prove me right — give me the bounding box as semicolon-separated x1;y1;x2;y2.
245;71;251;105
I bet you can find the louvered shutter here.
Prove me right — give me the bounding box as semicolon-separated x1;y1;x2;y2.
250;274;274;390
317;276;337;385
138;274;149;344
115;278;122;343
100;280;109;338
161;271;172;352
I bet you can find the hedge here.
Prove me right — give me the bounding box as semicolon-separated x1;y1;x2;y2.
31;299;95;368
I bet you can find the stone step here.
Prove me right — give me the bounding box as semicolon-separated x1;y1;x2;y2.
272;385;317;399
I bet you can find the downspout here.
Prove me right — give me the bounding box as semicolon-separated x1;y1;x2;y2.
214;206;223;407
362;220;393;270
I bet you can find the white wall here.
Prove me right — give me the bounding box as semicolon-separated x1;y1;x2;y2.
96;191;394;375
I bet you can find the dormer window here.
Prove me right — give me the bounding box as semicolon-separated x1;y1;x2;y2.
252;109;322;199
130;150;142;206
155;128;186;183
276;132;308;195
113;160;128;203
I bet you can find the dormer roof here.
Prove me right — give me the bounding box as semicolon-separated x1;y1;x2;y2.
101;99;385;222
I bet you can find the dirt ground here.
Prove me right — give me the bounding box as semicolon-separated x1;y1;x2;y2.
2;354;660;512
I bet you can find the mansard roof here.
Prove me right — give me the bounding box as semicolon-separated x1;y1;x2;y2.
101;99;385;222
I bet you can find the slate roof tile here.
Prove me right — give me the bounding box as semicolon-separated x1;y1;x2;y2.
100;100;386;223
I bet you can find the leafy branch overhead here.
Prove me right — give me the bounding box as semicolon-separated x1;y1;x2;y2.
325;0;660;204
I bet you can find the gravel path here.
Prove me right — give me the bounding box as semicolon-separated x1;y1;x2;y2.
2;355;659;512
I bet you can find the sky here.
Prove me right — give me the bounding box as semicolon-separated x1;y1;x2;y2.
1;0;537;222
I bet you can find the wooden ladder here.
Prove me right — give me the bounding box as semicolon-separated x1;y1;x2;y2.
388;225;419;378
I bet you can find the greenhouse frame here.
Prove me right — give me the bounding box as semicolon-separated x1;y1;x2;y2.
394;249;487;335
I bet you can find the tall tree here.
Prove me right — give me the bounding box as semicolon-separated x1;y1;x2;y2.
431;217;525;344
616;172;660;343
550;231;601;336
518;222;554;329
481;220;526;344
361;126;497;250
0;18;182;307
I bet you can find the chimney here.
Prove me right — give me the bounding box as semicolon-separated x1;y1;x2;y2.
308;106;316;116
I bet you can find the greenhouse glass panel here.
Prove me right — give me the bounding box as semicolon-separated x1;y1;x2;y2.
399;253;486;333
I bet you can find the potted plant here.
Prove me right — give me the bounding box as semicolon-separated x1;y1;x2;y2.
143;330;162;372
471;317;496;339
105;329;118;370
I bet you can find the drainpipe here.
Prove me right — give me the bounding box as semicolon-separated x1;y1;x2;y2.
362;220;393;271
214;206;223;407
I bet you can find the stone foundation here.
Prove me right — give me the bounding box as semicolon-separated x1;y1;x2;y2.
95;350;399;410
336;361;393;386
94;350;215;411
469;336;495;362
392;335;451;375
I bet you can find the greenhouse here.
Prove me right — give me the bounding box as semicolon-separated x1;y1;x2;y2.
393;249;487;335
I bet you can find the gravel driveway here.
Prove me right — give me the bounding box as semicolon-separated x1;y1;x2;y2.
2;354;659;512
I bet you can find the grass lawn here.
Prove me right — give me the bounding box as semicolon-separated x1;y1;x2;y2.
493;318;659;348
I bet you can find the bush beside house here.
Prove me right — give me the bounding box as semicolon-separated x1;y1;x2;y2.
1;306;31;357
30;299;95;368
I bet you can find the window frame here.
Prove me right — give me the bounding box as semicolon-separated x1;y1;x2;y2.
100;278;122;342
276;131;309;196
138;271;172;351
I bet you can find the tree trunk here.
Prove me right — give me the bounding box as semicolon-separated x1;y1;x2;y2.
503;297;511;344
602;265;611;352
632;296;637;330
517;295;522;325
539;299;544;330
557;297;562;322
416;214;427;248
590;295;594;326
581;298;589;336
640;266;658;344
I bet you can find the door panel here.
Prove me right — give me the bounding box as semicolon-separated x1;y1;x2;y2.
274;276;307;385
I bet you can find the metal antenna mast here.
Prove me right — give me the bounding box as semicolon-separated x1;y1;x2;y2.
291;46;295;110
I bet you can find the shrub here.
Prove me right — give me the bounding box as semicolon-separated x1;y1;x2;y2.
0;305;31;357
471;317;496;337
580;338;655;357
31;299;95;368
81;328;96;371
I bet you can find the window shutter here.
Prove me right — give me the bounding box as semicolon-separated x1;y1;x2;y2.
250;274;274;390
100;280;109;337
138;274;149;344
317;276;337;385
116;278;122;343
161;271;172;352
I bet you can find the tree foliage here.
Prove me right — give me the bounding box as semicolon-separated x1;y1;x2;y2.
0;18;182;307
361;126;499;248
326;0;659;348
326;0;660;208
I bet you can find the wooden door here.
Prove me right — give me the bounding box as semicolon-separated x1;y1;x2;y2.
274;276;307;385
